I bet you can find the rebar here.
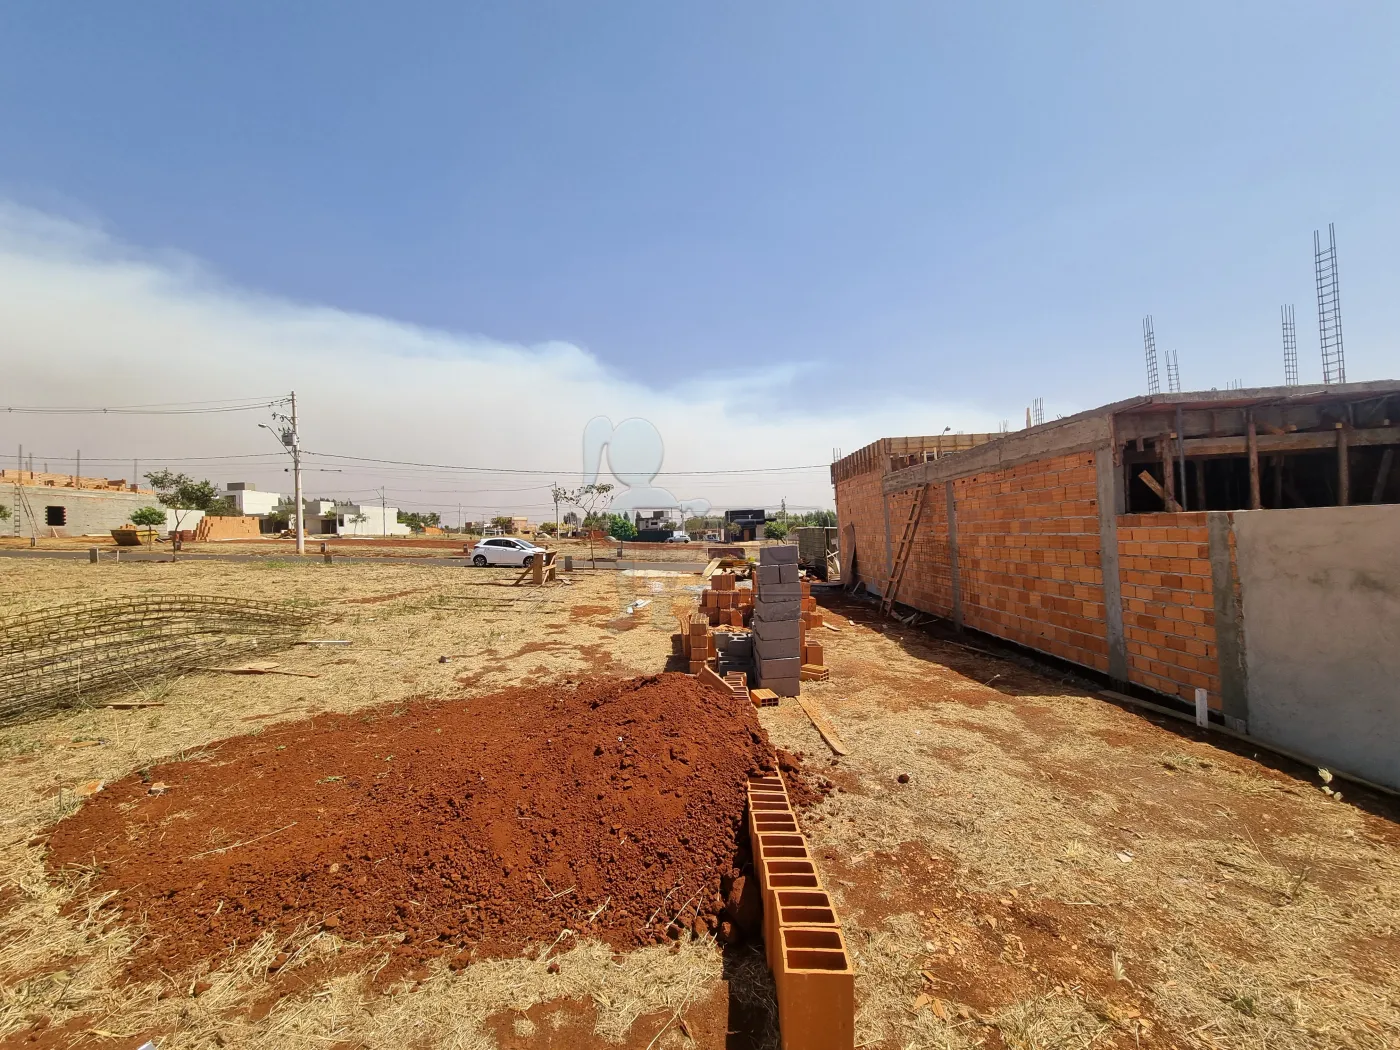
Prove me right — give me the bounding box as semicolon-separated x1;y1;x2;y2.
0;595;317;725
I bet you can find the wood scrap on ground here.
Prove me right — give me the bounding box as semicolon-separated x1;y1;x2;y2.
797;696;850;755
189;661;321;679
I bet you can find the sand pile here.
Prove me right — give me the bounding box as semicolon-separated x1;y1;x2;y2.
49;673;772;974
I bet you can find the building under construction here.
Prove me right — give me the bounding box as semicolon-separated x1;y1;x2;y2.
832;381;1400;790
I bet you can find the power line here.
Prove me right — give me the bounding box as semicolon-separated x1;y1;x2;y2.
303;450;830;476
3;397;290;416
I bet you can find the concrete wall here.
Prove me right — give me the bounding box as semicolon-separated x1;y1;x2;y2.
1233;504;1400;789
5;485;159;537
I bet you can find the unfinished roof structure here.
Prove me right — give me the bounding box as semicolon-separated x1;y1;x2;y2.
832;381;1400;790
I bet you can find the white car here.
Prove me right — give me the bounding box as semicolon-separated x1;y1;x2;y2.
469;537;544;567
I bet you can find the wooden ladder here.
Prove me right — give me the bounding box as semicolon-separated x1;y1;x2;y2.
880;484;928;616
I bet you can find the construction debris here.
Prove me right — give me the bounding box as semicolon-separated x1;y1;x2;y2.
796;697;850;756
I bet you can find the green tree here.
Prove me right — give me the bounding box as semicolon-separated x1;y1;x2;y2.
129;506;167;547
0;503;10;523
145;470;223;535
490;515;515;534
397;510;442;532
606;513;638;541
203;495;239;517
764;520;789;540
537;521;559;537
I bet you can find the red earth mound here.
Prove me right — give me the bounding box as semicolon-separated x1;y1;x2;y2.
48;673;773;977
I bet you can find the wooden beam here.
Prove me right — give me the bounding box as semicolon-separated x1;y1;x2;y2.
1247;412;1261;510
1373;447;1395;504
1137;470;1183;513
1180;425;1400;457
1272;455;1283;509
1162;437;1176;506
1337;424;1350;506
1195;459;1208;511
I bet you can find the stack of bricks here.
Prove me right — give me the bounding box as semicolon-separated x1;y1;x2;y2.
746;772;854;1050
753;546;802;697
683;615;715;675
702;571;752;627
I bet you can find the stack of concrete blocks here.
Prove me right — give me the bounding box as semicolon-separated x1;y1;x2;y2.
746;772;854;1050
714;630;753;681
753;545;802;697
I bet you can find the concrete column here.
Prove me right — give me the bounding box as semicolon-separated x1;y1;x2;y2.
1095;449;1129;684
1208;511;1249;732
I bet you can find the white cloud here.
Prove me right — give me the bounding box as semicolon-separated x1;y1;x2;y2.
0;202;1003;518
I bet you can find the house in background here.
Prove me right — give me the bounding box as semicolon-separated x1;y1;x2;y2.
220;482;285;517
304;500;410;537
723;508;767;542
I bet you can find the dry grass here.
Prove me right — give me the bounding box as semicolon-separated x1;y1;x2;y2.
757;604;1400;1050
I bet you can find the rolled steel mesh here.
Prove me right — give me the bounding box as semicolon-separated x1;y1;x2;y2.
0;595;316;725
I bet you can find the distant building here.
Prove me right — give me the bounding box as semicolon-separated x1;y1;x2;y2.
306;501;410;537
220;482;285;517
723;508;767;542
1;469;162;538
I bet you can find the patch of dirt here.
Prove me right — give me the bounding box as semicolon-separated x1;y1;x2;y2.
47;674;773;981
569;605;614;619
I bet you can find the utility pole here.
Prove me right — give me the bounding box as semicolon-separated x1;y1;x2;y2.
75;450;80;487
553;481;561;539
380;487;387;538
290;391;305;555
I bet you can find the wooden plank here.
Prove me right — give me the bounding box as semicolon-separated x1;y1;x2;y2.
1338;425;1350;505
1137;470;1183;513
796;696;850;755
1373;447;1395;503
1181;425;1400;458
1247;412;1261;510
701;558;722;581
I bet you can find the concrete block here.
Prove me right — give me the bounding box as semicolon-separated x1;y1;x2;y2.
754;600;801;622
756;564;784;586
778;562;800;584
754;637;800;663
760;544;799;566
758;581;802;601
758;655;801;678
753;617;800;641
762;677;800;697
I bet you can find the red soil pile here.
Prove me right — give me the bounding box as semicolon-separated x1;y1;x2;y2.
48;673;772;976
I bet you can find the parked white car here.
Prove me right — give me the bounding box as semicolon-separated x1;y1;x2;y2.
469;537;544;567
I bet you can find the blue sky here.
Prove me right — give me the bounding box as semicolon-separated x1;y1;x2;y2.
1;3;1397;514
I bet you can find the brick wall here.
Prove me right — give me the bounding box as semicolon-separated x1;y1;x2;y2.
950;452;1109;672
833;468;888;588
1116;512;1221;708
833;446;1237;710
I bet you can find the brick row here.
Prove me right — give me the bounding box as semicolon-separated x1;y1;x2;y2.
745;774;853;1050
